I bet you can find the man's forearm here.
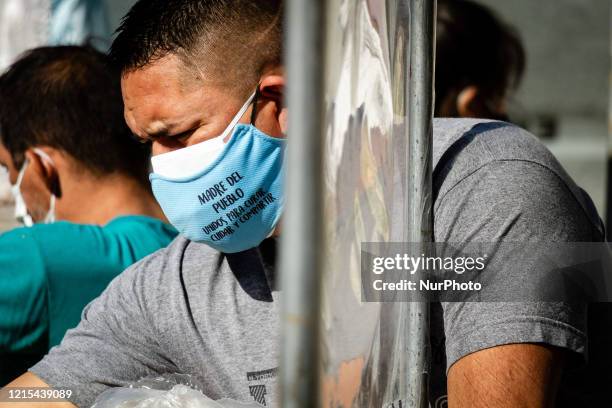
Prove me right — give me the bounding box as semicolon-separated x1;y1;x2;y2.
0;373;76;408
447;343;565;408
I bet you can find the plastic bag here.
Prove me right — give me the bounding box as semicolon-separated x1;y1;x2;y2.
91;375;263;408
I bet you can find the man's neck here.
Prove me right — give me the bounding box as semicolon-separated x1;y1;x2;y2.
56;172;165;226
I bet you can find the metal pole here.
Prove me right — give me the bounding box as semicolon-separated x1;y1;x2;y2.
406;0;436;407
605;5;612;239
279;0;326;407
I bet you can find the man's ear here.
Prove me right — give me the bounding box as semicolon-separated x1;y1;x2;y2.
456;85;480;118
24;148;61;197
258;73;287;135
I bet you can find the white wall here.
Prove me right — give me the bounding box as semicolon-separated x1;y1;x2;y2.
478;0;610;118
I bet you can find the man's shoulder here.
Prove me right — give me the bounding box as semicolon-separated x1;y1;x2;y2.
104;215;177;235
432;118;604;240
110;235;222;290
6;219;177;272
25;217;176;244
120;234;199;273
0;225;45;267
432;118;578;206
433;118;557;173
9;221;111;250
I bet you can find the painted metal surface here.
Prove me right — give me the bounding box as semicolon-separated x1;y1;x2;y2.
280;1;326;407
280;0;435;405
606;4;612;235
406;1;435;406
317;0;432;406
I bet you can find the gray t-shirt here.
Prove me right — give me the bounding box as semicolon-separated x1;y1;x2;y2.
31;119;606;407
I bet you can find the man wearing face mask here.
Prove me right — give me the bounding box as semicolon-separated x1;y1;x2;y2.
0;45;177;385
2;1;608;408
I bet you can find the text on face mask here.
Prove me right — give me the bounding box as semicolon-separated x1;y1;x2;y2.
197;172;244;208
197;167;278;242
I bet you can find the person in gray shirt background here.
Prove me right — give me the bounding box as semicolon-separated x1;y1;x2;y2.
1;0;608;407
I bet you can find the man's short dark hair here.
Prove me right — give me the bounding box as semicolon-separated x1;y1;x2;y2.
436;0;525;116
110;0;283;94
0;45;150;181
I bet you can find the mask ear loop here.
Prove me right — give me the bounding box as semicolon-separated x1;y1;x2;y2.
32;148;58;221
220;90;258;143
32;148;54;165
14;157;29;188
44;194;56;224
250;86;260;125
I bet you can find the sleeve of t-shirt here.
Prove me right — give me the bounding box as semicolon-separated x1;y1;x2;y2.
434;159;598;371
0;228;47;353
29;248;179;408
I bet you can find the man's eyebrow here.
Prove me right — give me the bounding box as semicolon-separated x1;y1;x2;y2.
145;127;197;142
140;117;202;141
142;120;173;140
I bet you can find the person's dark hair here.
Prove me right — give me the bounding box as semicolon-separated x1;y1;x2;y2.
0;45;150;181
435;0;525;117
110;0;283;95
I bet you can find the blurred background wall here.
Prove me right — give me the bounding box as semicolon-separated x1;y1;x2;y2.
107;0;134;32
477;0;610;215
0;0;610;230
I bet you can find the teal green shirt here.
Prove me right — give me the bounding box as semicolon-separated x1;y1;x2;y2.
0;216;177;356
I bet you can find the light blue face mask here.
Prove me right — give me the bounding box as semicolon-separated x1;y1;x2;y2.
149;90;285;253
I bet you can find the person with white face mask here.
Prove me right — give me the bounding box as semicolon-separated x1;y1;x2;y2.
0;45;177;385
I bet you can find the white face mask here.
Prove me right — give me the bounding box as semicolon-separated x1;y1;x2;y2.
10;148;56;227
150;91;256;179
